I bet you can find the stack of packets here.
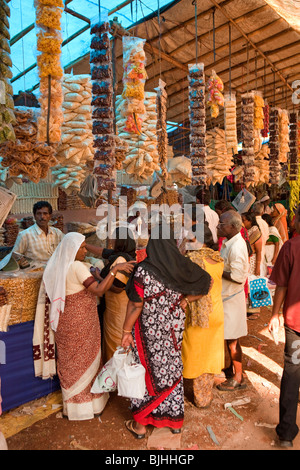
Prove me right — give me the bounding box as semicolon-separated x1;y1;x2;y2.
155;79;168;179
35;0;64;144
288;111;298;181
188;63;207;185
52;74;94;192
90;18;116;192
207;70;224;119
224;92;238;155
206;128;234;185
241;92;256;187
0;0;16;143
268;108;281;185
116;91;160;182
0;107;57;183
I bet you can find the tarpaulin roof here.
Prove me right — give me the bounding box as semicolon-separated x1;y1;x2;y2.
9;0;300;134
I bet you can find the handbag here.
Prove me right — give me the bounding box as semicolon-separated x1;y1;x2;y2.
249;276;272;308
91;347;128;393
117;357;146;400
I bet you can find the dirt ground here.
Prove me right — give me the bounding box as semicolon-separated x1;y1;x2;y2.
2;306;300;451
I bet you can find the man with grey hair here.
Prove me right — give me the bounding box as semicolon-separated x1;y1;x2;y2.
216;211;249;391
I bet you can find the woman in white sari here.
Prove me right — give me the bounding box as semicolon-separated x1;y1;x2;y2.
42;232;135;421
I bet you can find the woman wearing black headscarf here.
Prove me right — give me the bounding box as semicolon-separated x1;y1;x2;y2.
121;226;212;439
100;227;137;362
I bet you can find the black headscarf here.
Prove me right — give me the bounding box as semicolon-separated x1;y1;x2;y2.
126;224;212;300
100;227;136;279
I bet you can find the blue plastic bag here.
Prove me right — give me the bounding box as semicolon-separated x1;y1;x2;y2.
249;277;272;308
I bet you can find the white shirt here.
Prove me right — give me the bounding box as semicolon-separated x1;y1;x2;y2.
13;223;64;263
204;206;219;243
220;232;249;299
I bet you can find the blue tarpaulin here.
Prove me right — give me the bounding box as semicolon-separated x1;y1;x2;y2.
0;321;60;412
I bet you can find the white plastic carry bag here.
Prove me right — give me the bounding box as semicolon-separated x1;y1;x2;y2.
117;360;146;400
91;347;128;393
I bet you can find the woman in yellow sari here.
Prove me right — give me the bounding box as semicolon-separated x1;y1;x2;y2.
182;225;224;408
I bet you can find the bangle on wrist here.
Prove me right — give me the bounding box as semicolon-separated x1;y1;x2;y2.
110;270;116;277
123;329;132;333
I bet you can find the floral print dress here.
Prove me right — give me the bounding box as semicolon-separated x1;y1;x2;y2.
129;265;185;430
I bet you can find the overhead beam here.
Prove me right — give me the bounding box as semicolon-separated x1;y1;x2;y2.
208;0;294;92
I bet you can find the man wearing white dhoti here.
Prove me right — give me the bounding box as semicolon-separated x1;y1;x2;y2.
217;211;249;391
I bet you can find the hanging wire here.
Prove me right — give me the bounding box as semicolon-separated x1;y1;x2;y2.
157;0;162;78
98;0;101;23
263;59;266;100
255;50;258;91
192;0;198;64
246;44;249;93
229;23;232;98
273;69;276;106
19;0;27;103
213;6;216;63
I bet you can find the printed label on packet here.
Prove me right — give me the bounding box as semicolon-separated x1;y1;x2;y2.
0;81;5;105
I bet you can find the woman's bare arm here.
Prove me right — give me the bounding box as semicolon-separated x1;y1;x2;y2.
87;261;135;297
121;300;144;349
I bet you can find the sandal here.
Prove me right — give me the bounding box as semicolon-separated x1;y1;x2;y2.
216;378;247;392
125;420;146;440
170;428;181;434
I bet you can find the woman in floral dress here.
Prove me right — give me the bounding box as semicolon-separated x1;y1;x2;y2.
121;228;212;438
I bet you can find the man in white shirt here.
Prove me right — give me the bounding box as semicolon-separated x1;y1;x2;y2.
196;189;219;243
13;201;64;264
216;210;249;391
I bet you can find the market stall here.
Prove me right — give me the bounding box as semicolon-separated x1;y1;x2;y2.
0;0;299;413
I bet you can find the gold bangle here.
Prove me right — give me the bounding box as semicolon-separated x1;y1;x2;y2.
123;329;132;333
110;270;116;277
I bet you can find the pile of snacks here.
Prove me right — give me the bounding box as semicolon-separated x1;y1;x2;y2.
268;108;281;185
0;107;57;183
114;136;128;170
224;92;238;155
35;0;64;144
121;36;147;131
253;92;264;130
167;156;192;187
117;92;160;182
241;92;256;186
4;217;19;246
254;144;270;185
0;272;43;325
0;285;11;332
90;19;116;192
278;109;290;163
207;70;224;119
206;128;234;185
155;80;168;178
53;74;94;192
288;111;298;181
261;103;269;138
188;63;207;186
0;0;16;143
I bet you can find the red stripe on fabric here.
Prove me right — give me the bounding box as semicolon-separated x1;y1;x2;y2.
133;377;182;423
136;415;183;429
134;281;144;300
135;321;156;396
